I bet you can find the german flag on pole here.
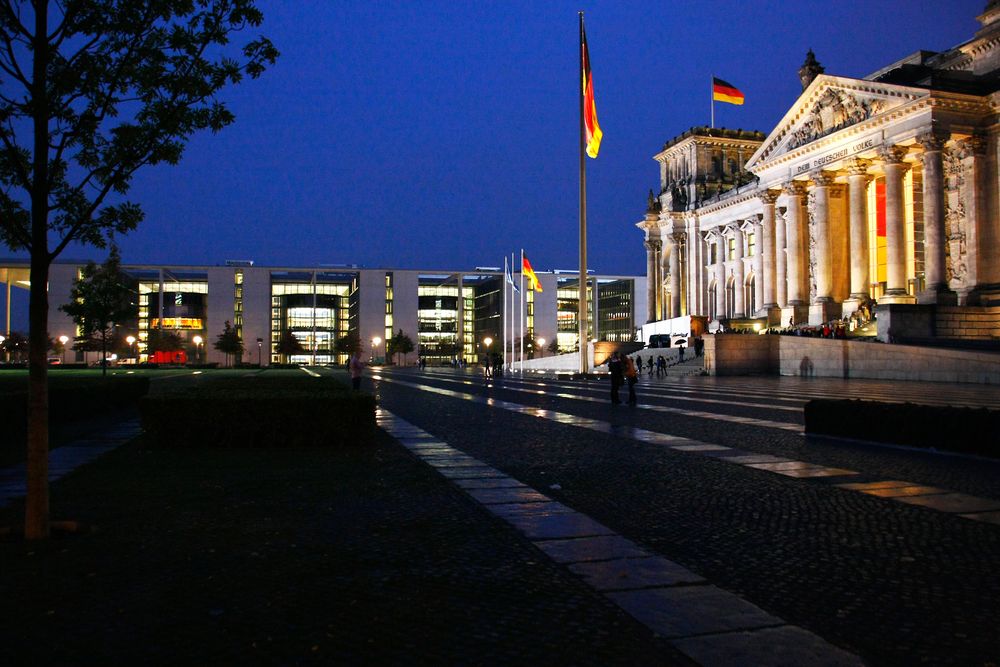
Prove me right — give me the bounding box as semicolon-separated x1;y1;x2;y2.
712;77;745;105
582;23;602;158
522;255;543;292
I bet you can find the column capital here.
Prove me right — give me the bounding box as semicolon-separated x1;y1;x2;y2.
957;134;987;159
845;157;871;177
808;170;837;187
670;231;686;245
643;239;661;252
877;144;910;165
782;180;808;197
915;129;949;153
756;188;781;205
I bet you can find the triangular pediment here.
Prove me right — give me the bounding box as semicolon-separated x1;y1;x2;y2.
745;75;929;171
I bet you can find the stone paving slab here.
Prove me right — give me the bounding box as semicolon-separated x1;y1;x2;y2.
671;625;864;667
465;487;551;505
568;556;705;591
893;492;1000;513
671;444;733;452
774;467;858;479
836;480;916;491
608;585;784;639
501;511;616;540
746;461;832;472
435;466;509;479
425;457;487;468
484;501;576;518
960;510;1000;525
861;485;948;497
722;454;794;464
452;477;526;490
533;535;651;564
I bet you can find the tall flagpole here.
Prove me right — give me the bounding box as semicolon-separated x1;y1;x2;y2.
510;252;514;370
578;11;588;374
519;249;525;373
503;256;508;371
710;73;715;128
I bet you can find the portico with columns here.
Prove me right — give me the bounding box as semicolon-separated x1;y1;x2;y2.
638;5;1000;341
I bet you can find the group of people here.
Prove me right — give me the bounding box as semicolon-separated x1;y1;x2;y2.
605;351;638;405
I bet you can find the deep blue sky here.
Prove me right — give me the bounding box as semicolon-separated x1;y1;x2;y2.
9;0;990;277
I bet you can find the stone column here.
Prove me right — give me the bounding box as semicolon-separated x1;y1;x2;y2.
669;234;682;319
916;131;955;304
809;170;836;303
878;145;913;301
758;190;779;309
846;158;871;301
732;225;746;318
715;243;726;320
783;181;808;305
644;239;659;322
775;206;787;308
960;135;990;302
752;216;764;315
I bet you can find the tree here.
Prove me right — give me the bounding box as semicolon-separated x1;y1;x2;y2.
213;320;243;367
333;331;361;358
547;338;560;355
275;328;304;362
0;2;277;539
146;327;185;355
60;247;137;376
1;329;27;362
386;329;415;366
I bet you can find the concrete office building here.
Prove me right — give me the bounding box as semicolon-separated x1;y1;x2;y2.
1;259;645;366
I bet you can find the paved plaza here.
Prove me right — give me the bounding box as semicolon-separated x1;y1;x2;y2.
1;366;999;665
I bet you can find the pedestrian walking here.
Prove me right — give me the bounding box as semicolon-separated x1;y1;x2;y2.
607;351;623;404
624;354;638;405
636;356;643;374
348;351;365;391
647;355;654;375
656;355;666;377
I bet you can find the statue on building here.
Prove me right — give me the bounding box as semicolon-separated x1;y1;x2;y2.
646;189;660;213
798;49;825;91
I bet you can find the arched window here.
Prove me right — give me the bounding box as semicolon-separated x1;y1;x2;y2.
725;276;736;320
708;281;718;320
745;273;756;315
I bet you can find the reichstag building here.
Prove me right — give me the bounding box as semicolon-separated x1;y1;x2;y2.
639;2;1000;343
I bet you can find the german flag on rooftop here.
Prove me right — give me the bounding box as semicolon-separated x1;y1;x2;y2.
712;77;745;105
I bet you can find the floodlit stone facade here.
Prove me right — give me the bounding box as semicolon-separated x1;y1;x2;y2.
639;3;1000;342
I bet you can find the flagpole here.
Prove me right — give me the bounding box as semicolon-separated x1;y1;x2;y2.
578;11;589;375
520;249;525;374
710;74;715;128
510;252;514;370
503;256;508;371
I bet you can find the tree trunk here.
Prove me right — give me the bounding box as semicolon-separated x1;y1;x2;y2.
101;330;107;378
25;256;51;540
26;1;51;540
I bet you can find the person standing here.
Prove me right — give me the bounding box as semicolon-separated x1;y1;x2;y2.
607;351;623;404
624;355;638;405
348;351;365;391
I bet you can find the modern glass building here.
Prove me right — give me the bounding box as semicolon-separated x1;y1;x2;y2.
1;260;646;366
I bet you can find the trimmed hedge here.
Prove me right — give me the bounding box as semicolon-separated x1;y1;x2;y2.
0;376;151;447
804;399;1000;458
139;376;375;448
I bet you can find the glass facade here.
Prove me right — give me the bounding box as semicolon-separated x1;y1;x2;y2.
136;271;208;361
270;271;356;364
595;279;635;342
417;275;461;364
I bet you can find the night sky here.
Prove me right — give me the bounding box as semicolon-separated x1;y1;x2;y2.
3;0;987;279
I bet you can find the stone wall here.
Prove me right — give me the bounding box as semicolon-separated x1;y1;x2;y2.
935;306;1000;340
705;333;1000;384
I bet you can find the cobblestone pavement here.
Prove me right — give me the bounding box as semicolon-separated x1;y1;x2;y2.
352;367;1000;666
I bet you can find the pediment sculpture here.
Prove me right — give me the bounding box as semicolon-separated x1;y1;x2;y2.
785;89;887;152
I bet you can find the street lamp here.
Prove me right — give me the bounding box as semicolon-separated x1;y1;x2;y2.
192;335;203;364
59;335;70;365
372;336;381;364
126;335;136;363
257;337;263;366
537;337;546;359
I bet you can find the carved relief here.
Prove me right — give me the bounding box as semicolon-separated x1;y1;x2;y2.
943;147;968;285
786;90;887;152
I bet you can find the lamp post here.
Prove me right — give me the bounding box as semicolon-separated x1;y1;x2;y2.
537;337;546;359
0;334;5;363
192;335;203;364
58;335;70;365
484;336;493;368
372;336;381;365
257;337;263;366
126;335;136;363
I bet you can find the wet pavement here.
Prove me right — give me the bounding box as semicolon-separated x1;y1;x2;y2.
2;367;998;665
356;367;1000;666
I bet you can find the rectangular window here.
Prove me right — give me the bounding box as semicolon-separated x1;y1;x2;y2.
728;238;736;261
747;233;755;258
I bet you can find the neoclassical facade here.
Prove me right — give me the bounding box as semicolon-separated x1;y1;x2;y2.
639;3;1000;333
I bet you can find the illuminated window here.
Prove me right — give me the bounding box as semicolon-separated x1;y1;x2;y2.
728;238;736;261
747;233;755;257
